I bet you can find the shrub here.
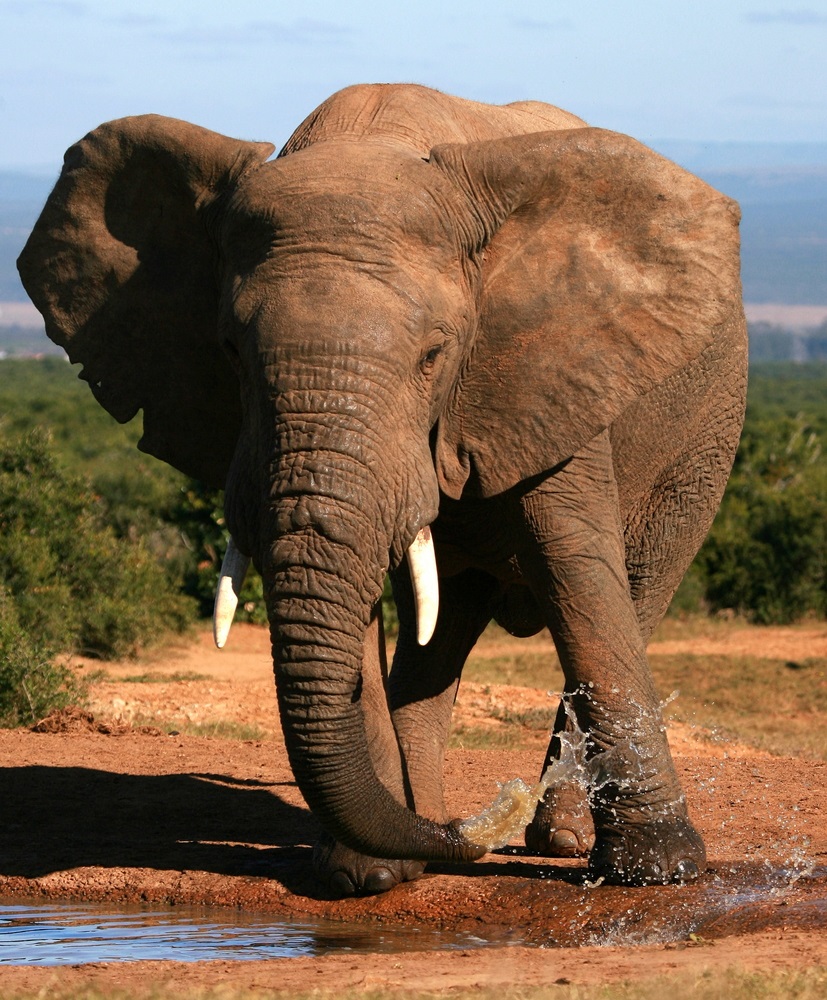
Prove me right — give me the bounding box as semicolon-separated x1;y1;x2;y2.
694;415;826;623
0;588;85;727
164;479;269;625
0;430;194;659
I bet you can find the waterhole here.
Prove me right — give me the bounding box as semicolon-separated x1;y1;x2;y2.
0;899;507;966
4;862;826;965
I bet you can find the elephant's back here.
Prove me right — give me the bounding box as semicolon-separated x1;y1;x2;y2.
280;83;586;158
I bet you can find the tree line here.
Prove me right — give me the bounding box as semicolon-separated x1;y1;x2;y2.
1;357;825;719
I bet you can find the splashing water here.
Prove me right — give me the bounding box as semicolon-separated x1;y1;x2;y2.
459;691;647;851
460;698;590;851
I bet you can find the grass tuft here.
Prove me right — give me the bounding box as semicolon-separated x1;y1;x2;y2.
451;621;827;760
156;719;268;742
448;725;530;751
117;670;211;684
463;648;558;689
650;652;827;759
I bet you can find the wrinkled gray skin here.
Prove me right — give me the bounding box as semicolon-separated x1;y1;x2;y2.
18;84;747;897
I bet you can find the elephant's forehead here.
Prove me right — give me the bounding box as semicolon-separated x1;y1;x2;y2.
237;142;462;246
232;246;452;342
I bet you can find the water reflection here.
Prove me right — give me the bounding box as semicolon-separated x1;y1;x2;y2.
0;901;501;966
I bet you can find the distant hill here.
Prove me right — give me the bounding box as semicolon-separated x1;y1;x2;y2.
654;141;827;305
0;172;54;301
697;167;827;305
653;140;827;172
3;138;827;306
0;172;55;204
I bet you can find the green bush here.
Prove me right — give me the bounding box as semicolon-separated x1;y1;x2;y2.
4;358;826;631
692;414;826;623
0;430;194;658
162;479;269;625
0;588;85;726
0;359;270;631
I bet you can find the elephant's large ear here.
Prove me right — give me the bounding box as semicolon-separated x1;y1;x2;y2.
17;116;275;486
430;128;743;499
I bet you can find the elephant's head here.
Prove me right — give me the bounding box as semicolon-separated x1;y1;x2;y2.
17;112;742;863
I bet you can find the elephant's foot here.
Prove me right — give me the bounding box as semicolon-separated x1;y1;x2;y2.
313;833;425;897
525;781;594;857
587;796;706;886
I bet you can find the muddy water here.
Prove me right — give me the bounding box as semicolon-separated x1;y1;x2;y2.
0;900;508;966
3;863;825;965
461;698;589;850
485;859;827;948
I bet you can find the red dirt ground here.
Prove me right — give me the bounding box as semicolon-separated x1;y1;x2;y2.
1;623;826;996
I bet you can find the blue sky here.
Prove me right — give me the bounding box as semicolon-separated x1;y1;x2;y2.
2;0;826;171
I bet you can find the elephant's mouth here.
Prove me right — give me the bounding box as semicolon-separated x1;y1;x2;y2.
212;525;439;650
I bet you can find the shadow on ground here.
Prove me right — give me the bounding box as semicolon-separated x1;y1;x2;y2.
2;731;827;947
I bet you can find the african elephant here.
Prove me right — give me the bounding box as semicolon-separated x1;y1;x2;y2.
17;83;747;897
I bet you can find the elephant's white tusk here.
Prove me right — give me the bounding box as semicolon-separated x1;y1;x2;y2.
213;539;251;649
406;526;439;646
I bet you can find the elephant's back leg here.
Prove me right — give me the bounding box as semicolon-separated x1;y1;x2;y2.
610;311;748;641
529;314;745;864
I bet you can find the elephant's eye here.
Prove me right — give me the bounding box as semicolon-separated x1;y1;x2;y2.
419;344;443;376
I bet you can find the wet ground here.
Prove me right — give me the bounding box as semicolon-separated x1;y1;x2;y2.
2;860;826;966
1;623;826;994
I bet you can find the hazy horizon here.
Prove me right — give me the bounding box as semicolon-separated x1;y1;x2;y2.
3;1;826;170
1;137;826;180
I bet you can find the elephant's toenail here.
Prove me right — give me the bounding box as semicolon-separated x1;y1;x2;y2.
329;871;356;897
364;867;396;894
405;861;426;882
673;859;700;883
550;829;580;856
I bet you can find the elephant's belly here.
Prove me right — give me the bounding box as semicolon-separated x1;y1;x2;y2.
433;494;523;584
432;497;545;638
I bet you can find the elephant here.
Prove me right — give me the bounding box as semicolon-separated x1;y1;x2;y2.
17;83;747;897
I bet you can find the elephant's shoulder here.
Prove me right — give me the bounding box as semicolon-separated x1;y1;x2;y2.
502;100;587;132
280;84;586;158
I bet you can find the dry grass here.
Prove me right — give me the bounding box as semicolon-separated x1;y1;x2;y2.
448;724;529;751
129;715;269;742
169;720;269;741
454;620;827;759
650;652;827;759
4;966;827;999
462;649;557;689
117;670;211;684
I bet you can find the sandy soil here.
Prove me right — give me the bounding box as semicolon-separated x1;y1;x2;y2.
1;623;826;996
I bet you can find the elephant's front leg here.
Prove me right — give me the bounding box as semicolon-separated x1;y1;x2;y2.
315;568;496;895
515;431;705;885
388;567;499;823
312;603;425;896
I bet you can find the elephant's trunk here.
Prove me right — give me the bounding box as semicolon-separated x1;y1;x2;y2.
215;530;438;651
258;379;481;862
267;526;477;862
